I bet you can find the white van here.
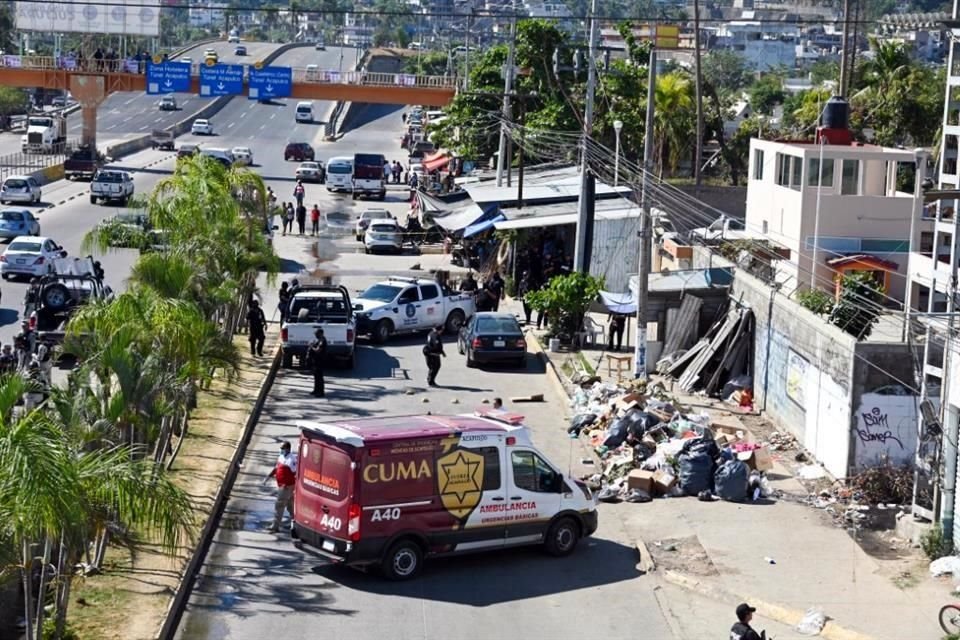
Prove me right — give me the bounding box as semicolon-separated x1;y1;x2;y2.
295;101;314;123
325;156;353;192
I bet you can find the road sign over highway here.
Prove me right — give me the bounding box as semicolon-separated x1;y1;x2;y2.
146;61;191;95
199;64;243;97
248;66;292;100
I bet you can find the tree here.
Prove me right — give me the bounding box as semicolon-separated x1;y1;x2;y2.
747;73;785;115
0;86;29;117
829;271;884;339
526;272;604;340
701;50;750;96
653;72;695;177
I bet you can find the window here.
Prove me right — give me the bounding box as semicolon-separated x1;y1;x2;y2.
511;450;559;493
790;155;802;190
476;317;521;333
477;447;501;491
419;284;439;300
807;158;835;187
752;149;764;180
841;159;860;195
775;153;801;190
397;287;419;304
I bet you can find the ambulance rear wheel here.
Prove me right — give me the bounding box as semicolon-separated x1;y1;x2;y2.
382;539;423;580
544;517;579;557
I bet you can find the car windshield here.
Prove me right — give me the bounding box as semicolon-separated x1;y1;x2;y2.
4;180;27;188
301;162;319;169
0;211;24;221
195;120;208;125
328;163;351;174
476;317;521;333
9;241;41;252
370;224;397;232
360;284;401;302
288;297;348;322
233;148;250;154
96;172;122;182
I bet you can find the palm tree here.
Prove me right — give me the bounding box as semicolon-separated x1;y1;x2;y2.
653;72;695;177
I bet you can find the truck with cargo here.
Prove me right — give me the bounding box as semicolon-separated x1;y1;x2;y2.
64;145;106;181
280;285;356;368
292;411;599;580
352;152;386;201
21;115;67;153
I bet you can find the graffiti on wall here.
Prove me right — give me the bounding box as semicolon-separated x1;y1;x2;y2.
786;349;809;407
853;389;917;468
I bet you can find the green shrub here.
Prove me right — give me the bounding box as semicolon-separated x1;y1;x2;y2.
796;288;835;316
921;524;952;561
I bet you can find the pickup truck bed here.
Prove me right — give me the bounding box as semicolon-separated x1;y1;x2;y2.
280;285;356;368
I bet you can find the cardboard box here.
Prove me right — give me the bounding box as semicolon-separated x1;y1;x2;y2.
737;447;774;472
616;393;643;411
627;469;655;492
652;469;677;494
713;423;755;444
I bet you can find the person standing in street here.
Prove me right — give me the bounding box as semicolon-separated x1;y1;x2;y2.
246;299;267;356
730;603;765;640
488;271;505;312
296;203;307;236
264;440;298;533
517;271;534;325
277;281;291;324
423;325;446;386
308;328;328;397
608;313;626;352
310;203;321;236
293;180;305;207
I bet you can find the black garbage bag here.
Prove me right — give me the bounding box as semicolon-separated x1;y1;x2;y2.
568;413;598;435
714;459;749;502
627;411;661;440
680;430;720;460
678;441;717;496
602;421;629;449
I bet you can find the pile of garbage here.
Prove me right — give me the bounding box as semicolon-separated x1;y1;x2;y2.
569;380;775;504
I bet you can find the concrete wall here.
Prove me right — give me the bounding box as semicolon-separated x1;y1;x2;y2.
676;184;747;219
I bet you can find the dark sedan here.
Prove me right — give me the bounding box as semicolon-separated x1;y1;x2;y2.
457;312;527;368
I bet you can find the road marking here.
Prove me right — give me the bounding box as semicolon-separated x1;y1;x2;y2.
270;113;276;120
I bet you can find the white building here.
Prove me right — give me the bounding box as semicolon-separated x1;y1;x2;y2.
746;135;927;303
714;19;800;70
188;1;226;28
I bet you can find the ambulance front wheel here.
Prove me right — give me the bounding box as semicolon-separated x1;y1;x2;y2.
382;538;423;580
544;517;580;557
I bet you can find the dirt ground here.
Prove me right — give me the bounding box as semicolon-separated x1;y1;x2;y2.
67;335;277;640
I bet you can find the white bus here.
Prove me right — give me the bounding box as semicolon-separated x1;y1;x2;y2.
325;156;353;192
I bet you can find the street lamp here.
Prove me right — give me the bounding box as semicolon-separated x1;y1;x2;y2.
613;119;623;187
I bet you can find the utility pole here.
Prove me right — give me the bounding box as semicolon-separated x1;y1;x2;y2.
692;0;704;195
839;0;851;96
496;15;517;187
573;0;599;273
635;44;657;380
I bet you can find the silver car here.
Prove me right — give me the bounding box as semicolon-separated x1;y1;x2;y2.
0;175;42;205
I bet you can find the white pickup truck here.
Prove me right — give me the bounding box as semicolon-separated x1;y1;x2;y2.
280;285;356;368
90;169;135;206
353;276;476;343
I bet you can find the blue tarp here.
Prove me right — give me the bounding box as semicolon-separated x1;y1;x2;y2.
464;213;506;238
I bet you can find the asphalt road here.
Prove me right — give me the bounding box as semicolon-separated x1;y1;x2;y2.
0;41;288;159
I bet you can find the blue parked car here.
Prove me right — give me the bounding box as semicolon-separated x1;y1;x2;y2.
0;208;40;240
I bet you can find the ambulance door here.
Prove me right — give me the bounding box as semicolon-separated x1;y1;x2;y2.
437;438;508;552
504;448;563;546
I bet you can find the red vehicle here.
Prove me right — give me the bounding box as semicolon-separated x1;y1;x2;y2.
284;142;315;162
293;412;598;580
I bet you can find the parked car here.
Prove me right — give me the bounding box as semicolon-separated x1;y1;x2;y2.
0;175;42;205
90;169;134;205
158;95;177;111
355;208;389;241
363;219;403;254
280;285;355;369
457;312;527;368
0;236;66;279
0;208;40;239
191;119;214;135
231;146;253;166
353;275;476;343
284;142;314;161
295;161;324;183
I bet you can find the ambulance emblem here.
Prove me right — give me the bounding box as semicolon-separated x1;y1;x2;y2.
436;448;484;520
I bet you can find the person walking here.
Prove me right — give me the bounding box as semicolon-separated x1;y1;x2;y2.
487;271;505;312
246;299;267;356
517;271;533;325
280;202;290;235
296;203;307;235
423;325;446;387
310;203;321;236
293;180;305;207
308;328;327;397
608;313;626;352
264;440;298;533
730;603;765;640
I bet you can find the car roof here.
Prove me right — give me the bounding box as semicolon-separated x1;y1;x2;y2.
195;118;209;123
9;235;51;244
4;175;32;181
294;290;344;298
368;219;399;226
299;413;527;446
474;312;520;320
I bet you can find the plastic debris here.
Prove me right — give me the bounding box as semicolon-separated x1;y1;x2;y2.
930;556;960;577
796;608;826;635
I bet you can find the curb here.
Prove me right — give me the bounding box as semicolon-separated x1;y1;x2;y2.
524;327;570;405
662;570;876;640
157;343;283;640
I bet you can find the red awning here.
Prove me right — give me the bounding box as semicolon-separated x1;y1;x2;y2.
422;153;450;173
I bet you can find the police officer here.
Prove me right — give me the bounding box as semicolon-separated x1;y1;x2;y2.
423;325;446;387
308;328;327;397
277;281;291;324
246;299;267;356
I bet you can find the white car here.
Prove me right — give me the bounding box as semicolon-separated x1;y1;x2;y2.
231;146;253;166
295;161;323;182
364;219;404;254
191;119;214;136
180;56;193;65
0;175;42;205
355;208;390;241
304;65;319;81
0;236;66;279
228;33;240;43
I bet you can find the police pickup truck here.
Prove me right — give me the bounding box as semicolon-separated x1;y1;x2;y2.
280;285;356;369
353;276;476;343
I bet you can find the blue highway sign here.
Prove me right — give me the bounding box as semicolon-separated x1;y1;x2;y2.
248;66;292;100
146;62;191;95
199;63;244;97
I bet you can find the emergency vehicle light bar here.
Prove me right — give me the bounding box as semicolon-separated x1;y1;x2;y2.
474;410;525;425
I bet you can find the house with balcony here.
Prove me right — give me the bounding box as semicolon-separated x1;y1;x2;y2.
745;108;928;304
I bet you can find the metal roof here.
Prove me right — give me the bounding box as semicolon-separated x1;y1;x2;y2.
464;166;633;205
493;198;641;230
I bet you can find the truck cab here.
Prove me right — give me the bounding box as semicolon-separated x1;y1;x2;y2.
280;285;356;369
21;115;66;153
353;275;475;343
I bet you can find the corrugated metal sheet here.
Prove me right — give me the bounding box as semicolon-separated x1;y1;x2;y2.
590;216;641;292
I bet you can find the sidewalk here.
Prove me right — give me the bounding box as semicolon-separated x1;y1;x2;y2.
494;293;950;640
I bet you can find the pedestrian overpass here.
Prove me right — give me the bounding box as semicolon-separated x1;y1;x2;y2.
0;57;458;148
